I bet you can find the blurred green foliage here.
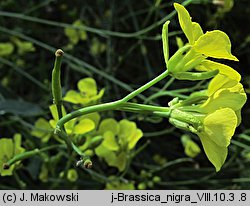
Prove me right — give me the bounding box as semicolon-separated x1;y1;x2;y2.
0;0;250;189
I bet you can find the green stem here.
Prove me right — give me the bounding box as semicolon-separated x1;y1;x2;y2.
121;102;170;113
56;100;122;129
4;145;64;168
120;70;169;102
56;70;169;130
144;91;188;104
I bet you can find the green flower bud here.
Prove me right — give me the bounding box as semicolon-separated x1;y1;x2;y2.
147;181;154;188
67;169;78;182
138;182;147;190
153;176;161;183
181;135;201;158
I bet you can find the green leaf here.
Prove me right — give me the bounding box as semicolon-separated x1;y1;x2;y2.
0;42;14;56
0;99;43;117
77;78;97;96
74;119;95;134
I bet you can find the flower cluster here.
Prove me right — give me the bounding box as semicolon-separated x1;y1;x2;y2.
165;3;247;171
0;134;25;176
95;118;143;172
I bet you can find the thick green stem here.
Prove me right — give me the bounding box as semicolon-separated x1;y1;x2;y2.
121;102;170;113
56;70;170;130
120;70;169;102
56;100;122;129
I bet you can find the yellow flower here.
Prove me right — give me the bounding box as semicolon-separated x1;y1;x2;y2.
197;108;237;171
174;3;237;60
170;74;246;171
64;77;104;105
195;75;246;171
164;3;239;80
200;74;247;125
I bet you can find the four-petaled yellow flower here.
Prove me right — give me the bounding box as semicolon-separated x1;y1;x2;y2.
200;74;246;125
192;74;246;171
165;3;239;80
163;3;247;171
196;108;237;171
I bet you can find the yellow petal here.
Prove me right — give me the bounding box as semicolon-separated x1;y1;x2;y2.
77;78;97;96
192;22;203;41
202;74;247;112
64;90;90;104
202;108;237;147
196;60;241;82
128;129;143;150
235;110;242;126
207;73;239;96
193;30;238;61
174;3;194;44
199;133;228;172
202;92;246;113
74;119;95;134
102;131;119;151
